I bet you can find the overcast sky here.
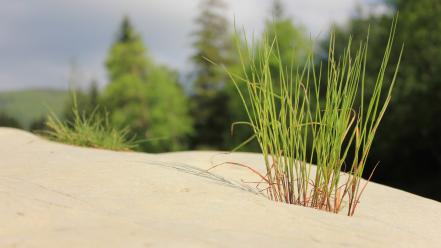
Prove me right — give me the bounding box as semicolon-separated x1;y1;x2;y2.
0;0;384;91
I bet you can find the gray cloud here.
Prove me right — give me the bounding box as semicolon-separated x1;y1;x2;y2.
0;0;372;91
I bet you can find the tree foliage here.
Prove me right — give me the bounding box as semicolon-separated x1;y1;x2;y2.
102;16;193;152
0;112;22;129
329;0;441;200
264;1;310;70
225;0;310;151
106;17;150;82
190;0;233;149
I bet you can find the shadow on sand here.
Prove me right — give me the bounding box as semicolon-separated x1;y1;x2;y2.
143;160;264;196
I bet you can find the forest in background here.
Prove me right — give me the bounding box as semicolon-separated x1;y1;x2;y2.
0;0;440;201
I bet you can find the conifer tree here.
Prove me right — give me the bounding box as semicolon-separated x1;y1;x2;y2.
106;16;150;82
225;0;310;151
190;0;233;149
264;0;310;76
102;16;193;152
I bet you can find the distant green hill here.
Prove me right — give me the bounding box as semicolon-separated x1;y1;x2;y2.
0;89;70;129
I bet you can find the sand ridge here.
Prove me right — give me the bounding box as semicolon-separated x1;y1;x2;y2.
0;127;440;247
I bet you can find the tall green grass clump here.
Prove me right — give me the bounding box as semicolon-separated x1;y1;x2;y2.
228;17;403;216
44;95;136;151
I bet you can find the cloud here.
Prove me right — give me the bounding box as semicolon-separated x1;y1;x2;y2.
0;0;366;91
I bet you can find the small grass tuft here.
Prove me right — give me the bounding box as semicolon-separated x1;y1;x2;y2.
226;16;403;216
43;94;137;151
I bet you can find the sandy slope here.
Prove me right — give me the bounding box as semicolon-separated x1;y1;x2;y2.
0;127;440;247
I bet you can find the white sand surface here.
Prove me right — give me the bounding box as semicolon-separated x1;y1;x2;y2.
0;127;440;247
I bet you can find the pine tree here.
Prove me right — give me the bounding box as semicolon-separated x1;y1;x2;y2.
101;16;193;152
271;0;284;20
264;0;310;74
190;0;233;149
106;16;150;82
225;0;310;151
88;80;99;109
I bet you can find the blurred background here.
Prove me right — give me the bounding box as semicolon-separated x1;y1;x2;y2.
0;0;440;201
